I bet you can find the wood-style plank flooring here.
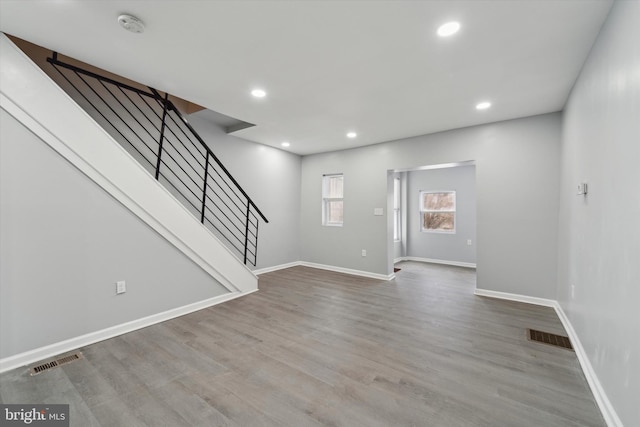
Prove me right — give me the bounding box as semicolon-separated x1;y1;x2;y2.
0;262;604;426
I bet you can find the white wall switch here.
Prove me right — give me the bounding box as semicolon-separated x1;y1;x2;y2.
467;239;472;246
362;249;367;257
374;208;384;216
116;280;126;295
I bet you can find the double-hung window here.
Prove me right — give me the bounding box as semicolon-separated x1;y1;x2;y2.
322;174;344;226
420;191;456;233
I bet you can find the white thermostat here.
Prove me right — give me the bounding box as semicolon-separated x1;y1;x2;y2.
577;182;588;196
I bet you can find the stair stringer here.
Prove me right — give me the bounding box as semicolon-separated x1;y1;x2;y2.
0;33;258;295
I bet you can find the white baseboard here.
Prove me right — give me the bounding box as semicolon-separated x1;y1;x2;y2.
473;288;556;307
0;289;256;374
553;304;623;427
253;261;302;275
474;289;622;427
300;262;395;281
401;256;476;269
253;260;395;281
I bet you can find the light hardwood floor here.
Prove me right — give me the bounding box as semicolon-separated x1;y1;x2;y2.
0;262;604;426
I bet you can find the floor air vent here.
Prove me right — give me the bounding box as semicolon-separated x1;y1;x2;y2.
30;352;83;375
527;329;573;350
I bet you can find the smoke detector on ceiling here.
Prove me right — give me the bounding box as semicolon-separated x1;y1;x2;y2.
117;14;145;34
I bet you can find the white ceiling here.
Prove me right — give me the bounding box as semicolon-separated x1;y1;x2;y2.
0;0;612;155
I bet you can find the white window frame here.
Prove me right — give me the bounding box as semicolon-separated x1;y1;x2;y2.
420;190;456;234
393;178;401;241
322;174;344;226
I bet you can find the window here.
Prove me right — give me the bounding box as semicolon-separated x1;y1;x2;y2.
322;174;343;226
393;178;401;241
420;191;456;233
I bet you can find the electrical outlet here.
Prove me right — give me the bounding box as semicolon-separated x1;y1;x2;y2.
361;249;367;257
116;280;126;295
467;239;472;246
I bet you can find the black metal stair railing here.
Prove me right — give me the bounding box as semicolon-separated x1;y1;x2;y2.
46;52;267;266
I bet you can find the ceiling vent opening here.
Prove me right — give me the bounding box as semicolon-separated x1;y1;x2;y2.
29;352;83;375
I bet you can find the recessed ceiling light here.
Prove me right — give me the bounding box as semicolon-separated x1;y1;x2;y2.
118;14;145;34
346;132;357;139
476;101;491;110
281;142;290;147
437;21;460;37
251;89;266;98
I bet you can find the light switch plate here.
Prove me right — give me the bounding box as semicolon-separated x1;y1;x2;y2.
116;280;126;295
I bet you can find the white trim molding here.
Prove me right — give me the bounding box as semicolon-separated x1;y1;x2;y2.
554;304;623;427
473;288;556;307
0;290;256;374
474;289;623;427
253;262;302;275
301;262;395;281
254;261;395;281
400;256;476;269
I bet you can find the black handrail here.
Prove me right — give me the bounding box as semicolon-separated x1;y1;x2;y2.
46;52;268;265
146;88;268;223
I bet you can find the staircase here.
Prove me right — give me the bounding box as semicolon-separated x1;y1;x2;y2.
46;52;268;267
0;33;265;294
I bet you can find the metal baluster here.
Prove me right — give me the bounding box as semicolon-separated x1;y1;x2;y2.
154;92;170;180
200;152;210;223
243;203;251;265
254;218;259;266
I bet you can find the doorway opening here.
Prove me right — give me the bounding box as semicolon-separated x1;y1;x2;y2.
388;161;476;277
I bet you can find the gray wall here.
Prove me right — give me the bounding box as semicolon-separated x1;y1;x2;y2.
301;113;561;298
189;112;302;270
406;165;476;264
0;109;229;358
557;1;639;425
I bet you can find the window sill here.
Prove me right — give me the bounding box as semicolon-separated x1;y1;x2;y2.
421;229;456;234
